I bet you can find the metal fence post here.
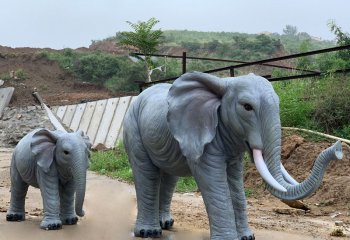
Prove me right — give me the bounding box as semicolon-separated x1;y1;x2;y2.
182;52;187;74
230;68;235;77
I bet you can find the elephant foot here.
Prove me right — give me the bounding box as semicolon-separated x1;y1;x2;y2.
62;216;78;225
6;212;25;221
159;212;174;230
134;227;162;238
160;218;174;230
40;218;62;230
240;234;255;240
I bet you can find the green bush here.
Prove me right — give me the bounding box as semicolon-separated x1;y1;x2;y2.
74;53;122;85
273;80;317;129
312;75;350;136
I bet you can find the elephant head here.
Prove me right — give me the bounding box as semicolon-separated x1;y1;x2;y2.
167;72;342;200
31;129;91;216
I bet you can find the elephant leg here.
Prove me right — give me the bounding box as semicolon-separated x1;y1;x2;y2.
129;151;162;238
7;165;28;221
227;157;254;240
159;173;178;230
37;168;62;230
59;181;78;225
189;154;238;240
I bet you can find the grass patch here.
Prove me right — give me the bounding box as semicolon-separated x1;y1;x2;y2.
90;144;133;183
176;177;197;193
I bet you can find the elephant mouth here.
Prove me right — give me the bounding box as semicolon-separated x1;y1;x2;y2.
244;141;254;162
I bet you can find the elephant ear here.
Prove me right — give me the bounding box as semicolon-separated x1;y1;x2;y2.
167;72;226;162
77;130;92;150
31;129;58;173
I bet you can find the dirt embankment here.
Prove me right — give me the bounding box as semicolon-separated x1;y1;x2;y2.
0;45;134;107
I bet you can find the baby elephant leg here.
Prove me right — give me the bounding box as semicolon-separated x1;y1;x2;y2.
159;173;178;230
59;181;78;225
37;169;62;230
7;166;28;221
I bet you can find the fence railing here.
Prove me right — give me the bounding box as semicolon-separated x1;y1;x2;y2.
134;44;350;92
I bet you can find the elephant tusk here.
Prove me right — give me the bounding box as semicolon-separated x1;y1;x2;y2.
281;163;299;185
253;149;287;192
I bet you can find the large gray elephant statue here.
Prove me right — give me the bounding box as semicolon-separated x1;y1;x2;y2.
6;128;91;230
123;72;342;240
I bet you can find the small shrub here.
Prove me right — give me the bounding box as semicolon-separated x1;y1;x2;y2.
15;69;26;80
0;73;11;81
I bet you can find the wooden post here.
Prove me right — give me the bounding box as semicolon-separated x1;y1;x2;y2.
182;52;187;74
230;67;235;77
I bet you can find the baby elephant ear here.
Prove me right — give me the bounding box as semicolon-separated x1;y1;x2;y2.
77;130;92;150
167;72;226;162
31;129;58;173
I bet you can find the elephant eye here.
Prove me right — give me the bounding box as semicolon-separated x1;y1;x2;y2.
243;103;253;111
63;150;70;155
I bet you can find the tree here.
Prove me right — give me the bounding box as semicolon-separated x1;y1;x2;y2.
118;18;164;82
283;25;298;36
328;20;350;62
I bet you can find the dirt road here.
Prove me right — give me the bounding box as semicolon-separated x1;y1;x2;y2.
0;148;347;240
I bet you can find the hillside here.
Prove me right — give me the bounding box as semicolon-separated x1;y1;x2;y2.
0;46;134;107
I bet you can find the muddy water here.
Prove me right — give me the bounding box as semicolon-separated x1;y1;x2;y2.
0;149;322;240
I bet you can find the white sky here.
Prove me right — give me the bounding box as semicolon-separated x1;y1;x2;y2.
1;0;349;49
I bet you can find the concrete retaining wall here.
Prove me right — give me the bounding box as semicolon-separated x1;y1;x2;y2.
0;87;14;118
52;96;138;148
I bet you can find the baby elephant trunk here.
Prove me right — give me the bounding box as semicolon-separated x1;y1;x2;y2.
72;160;87;217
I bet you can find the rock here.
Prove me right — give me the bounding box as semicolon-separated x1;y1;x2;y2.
0;106;55;148
92;143;108;151
335;221;344;226
330;212;342;218
0;80;4;86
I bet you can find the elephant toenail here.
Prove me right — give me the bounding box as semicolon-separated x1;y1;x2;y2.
139;229;145;237
146;229;152;237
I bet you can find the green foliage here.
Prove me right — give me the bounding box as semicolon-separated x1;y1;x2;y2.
0;73;12;81
273;80;317;129
283;25;298;36
118;17;163;55
176;177;197;193
118;17;164;78
312;75;350;134
74;53;122;85
42;50;143;92
15;68;26;80
90;143;133;182
328;20;350;63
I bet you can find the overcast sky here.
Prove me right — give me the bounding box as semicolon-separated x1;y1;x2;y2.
1;0;349;49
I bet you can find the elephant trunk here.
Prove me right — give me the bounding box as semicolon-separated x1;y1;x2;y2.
261;140;342;200
255;102;342;200
71;152;87;217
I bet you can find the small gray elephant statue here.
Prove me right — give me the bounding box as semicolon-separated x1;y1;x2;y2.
123;72;342;240
7;128;91;230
